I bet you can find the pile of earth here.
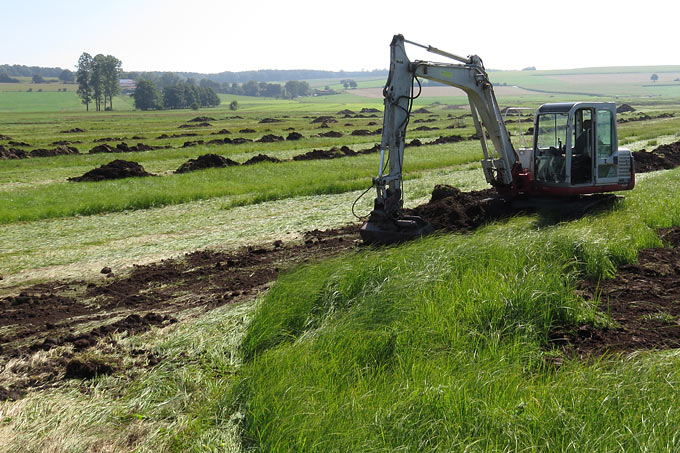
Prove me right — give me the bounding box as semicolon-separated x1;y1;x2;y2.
633;141;680;173
156;132;198;139
178;122;212;128
311;116;337;124
318;131;343;138
88;142;165;154
618;112;674;124
9;140;30;147
188;116;216;122
28;146;79;157
1;144;79;159
360;108;380;113
286;132;303;140
259;117;282;123
293;146;356;161
257;134;284;143
0;134;13;140
616;104;636;113
414;126;439;131
60;128;86;133
175;153;239;173
405;185;506;231
68;160;154;182
211;129;231;135
94;136;127;142
239;128;256;133
243;154;281;165
50;140;81;146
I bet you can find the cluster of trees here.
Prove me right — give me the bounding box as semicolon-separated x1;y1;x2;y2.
0;64;64;78
200;79;311;98
133;79;220;111
0;73;20;83
75;53;122;111
125;68;387;84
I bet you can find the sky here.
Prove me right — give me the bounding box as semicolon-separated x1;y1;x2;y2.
1;0;678;74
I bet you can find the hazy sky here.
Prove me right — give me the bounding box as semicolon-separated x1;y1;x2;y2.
2;0;677;73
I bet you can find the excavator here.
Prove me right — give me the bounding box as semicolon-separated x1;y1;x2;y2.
360;35;636;244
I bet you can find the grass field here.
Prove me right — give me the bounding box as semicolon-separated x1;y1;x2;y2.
2;69;680;451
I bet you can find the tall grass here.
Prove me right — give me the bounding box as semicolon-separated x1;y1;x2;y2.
236;168;680;451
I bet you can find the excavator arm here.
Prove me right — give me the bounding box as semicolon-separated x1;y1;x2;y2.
360;35;519;244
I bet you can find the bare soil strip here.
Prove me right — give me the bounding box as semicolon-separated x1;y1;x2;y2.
550;227;680;356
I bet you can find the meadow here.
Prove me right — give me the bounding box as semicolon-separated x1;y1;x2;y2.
2;72;680;451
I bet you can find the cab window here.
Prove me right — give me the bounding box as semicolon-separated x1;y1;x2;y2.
597;110;614;157
536;113;568;150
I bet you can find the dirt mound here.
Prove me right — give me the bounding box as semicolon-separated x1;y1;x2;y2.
257;134;284;143
311;116;337;124
351;129;372;136
286;132;304;140
243;154;281;165
633;141;680;173
211;129;231;135
182;140;205;148
88;144;115;154
293;146;355;161
239;128;256;133
232;137;253;145
175;153;239;173
337;109;355;115
318;131;343;138
9;140;30;147
0;145;28;159
616;104;636;113
114;142;165;152
550;227;680;356
412;108;432;114
207;138;231;145
259;117;282;123
0;134;12;140
50;140;80;146
179;122;212;128
360;108;380;113
156;132;198;139
414;126;439;131
405;185;504;231
431;135;465;145
29;146;79;157
94;137;126;143
60;128;86;133
188;116;216;122
69;160;154;182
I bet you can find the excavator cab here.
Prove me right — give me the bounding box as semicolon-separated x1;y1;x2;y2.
530;102;634;196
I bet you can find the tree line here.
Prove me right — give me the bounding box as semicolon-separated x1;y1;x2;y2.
133;80;220;111
76;53;122;111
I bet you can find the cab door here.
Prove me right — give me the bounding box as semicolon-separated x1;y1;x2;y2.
594;108;618;184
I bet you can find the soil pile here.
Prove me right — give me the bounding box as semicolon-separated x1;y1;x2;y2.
616;104;636;113
360;108;380;113
69;160;154;182
29;146;79;157
243;154;281;165
414;126;439;131
550;227;680;356
0;145;28;159
286;132;304;141
0;134;12;140
318;131;343;138
211;129;231;135
182;140;205;148
311;116;337;124
89;144;115;154
156;132;198;139
179;122;211;128
257;134;284;143
259;117;282;123
175;153;239;173
351;129;372;136
9;140;30;147
239;128;256;133
293;146;355;161
412;108;432;114
64;357;115;380
188;116;216;122
633;141;680;173
50;140;80;146
337;109;355;115
60;128;86;133
232;137;253;145
405;185;503;231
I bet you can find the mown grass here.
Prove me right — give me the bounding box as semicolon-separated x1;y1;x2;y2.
0;144;483;224
234;167;680;451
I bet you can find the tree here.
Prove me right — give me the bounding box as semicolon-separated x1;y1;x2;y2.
59;69;75;83
242;80;260;97
229;100;238;111
0;73;19;83
32;74;44;84
651;73;659;83
133;79;161;110
76;52;93;111
163;84;185;109
101;55;122;110
349;80;357;89
159;72;181;89
90;54;105;111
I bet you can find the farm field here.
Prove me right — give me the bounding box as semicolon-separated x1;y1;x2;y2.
2;81;680;451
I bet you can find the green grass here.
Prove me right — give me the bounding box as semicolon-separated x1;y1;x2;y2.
234;167;680;451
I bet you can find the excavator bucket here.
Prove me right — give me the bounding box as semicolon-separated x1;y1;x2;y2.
360;213;434;245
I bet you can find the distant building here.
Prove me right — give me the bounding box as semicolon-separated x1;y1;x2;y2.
119;79;136;93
